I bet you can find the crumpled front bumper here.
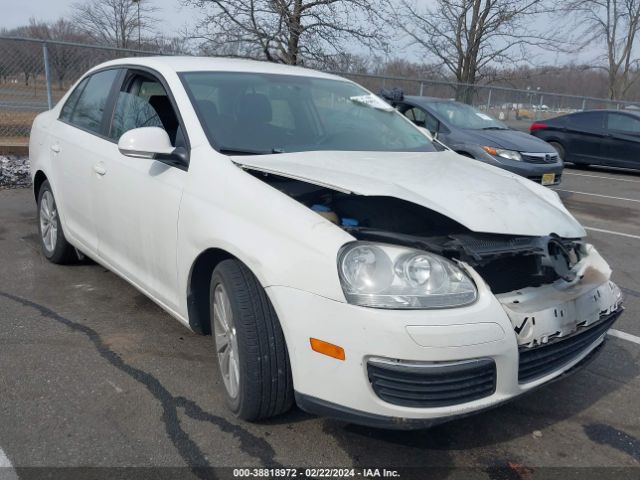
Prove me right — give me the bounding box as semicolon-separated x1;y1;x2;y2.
266;245;622;429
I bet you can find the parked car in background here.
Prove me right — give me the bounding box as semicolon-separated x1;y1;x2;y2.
29;57;623;429
384;92;563;186
530;110;640;170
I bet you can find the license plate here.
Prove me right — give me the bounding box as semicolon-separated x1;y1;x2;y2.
541;173;556;185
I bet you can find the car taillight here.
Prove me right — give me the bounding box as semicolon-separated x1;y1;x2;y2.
530;122;548;132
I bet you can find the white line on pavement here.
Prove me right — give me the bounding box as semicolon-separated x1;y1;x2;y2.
556;189;640;203
565;172;640;183
0;447;18;480
584;226;640;240
609;329;640;346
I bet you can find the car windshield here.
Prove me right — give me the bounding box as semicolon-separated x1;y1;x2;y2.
427;101;508;130
180;71;436;154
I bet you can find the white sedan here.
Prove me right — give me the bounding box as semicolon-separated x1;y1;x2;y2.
29;57;624;428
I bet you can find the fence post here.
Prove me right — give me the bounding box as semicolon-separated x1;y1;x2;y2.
487;88;492;110
419;82;424;96
581;98;586;111
42;42;53;110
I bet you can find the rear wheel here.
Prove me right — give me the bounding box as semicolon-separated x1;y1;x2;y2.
210;259;293;421
37;181;77;264
548;141;565;161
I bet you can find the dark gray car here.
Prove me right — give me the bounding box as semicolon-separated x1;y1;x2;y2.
390;95;564;186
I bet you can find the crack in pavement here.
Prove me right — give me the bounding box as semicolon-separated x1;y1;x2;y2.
584;423;640;462
0;290;282;479
621;287;640;299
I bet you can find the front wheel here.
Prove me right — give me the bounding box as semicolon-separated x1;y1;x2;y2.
210;259;293;421
37;180;77;264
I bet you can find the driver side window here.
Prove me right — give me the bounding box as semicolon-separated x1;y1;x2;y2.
109;71;181;146
403;107;439;133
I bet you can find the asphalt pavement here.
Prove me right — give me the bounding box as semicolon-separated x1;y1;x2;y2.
0;166;639;479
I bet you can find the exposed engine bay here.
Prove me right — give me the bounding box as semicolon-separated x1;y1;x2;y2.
249;170;584;294
248;169;623;347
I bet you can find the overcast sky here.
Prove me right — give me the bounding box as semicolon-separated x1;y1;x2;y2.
2;0;194;33
1;0;595;65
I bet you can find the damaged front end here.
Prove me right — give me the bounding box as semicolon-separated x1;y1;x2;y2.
244;167;623;357
350;229;623;349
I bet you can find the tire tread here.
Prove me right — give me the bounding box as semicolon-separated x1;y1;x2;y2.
211;259;293;421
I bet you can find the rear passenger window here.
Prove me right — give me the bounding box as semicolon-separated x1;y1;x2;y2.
60;78;88;122
66;69;119;134
568;112;605;130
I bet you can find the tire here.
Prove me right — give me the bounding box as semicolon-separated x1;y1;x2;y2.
210;259;293;421
548;141;566;161
37;180;77;264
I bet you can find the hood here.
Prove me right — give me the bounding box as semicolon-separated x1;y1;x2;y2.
233;150;585;238
460;128;556;152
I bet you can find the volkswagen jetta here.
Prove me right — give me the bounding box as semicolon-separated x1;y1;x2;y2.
29;57;623;428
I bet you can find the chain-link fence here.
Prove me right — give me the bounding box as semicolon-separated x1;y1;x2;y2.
338;72;639;131
0;36;164;147
2;35;640;147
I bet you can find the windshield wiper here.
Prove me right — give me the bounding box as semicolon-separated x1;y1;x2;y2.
219;147;282;156
481;126;509;130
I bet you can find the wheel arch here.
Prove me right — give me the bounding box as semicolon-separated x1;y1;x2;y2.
186;247;240;335
33;170;48;202
544;138;567;159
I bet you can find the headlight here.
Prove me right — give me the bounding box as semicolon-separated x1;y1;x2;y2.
482;146;522;161
338;242;477;309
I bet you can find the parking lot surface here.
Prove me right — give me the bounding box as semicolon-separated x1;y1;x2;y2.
0;166;639;479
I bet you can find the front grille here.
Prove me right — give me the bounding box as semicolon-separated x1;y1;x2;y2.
518;309;622;383
367;358;496;408
522;152;559;164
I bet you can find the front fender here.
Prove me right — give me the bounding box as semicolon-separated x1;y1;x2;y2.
176;147;353;318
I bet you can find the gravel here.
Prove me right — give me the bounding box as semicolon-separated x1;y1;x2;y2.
0;155;31;189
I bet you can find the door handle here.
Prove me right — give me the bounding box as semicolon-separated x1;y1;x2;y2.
93;164;107;176
50;144;61;153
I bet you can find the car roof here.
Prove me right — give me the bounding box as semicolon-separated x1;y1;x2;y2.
402;95;453;106
89;56;344;81
565;109;640;117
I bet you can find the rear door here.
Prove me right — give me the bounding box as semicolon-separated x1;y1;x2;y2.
604;112;640;168
48;68;122;255
95;68;189;310
564;111;607;164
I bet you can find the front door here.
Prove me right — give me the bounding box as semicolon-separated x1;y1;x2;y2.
94;69;188;310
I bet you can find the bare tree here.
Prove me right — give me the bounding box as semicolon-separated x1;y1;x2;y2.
2;25;42;85
72;0;158;48
183;0;388;65
396;0;556;103
567;0;640;100
22;19;90;89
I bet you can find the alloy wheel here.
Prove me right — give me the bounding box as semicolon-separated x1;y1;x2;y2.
39;190;58;254
213;283;241;399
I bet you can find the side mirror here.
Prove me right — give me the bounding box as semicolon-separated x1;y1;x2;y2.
118;127;188;168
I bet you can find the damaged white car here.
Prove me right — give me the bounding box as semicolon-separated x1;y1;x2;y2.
29;57;624;428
